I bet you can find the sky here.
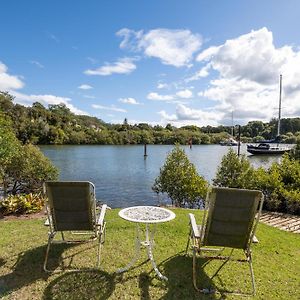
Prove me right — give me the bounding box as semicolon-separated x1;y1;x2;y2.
1;0;300;127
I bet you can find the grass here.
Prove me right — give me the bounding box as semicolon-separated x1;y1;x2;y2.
0;208;299;299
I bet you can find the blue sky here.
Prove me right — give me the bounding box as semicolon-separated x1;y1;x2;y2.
1;0;300;126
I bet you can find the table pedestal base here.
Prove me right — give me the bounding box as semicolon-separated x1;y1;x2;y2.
117;223;167;281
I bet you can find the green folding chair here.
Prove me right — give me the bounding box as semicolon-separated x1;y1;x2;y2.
43;181;107;272
186;187;264;296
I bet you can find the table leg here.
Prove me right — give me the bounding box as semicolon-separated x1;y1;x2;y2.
117;224;141;273
145;224;168;281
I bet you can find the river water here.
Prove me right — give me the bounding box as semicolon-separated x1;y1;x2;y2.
39;144;281;208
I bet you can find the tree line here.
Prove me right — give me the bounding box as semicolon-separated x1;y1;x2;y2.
1;91;300;145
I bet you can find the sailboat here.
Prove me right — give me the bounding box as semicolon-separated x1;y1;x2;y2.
220;111;239;146
247;75;292;155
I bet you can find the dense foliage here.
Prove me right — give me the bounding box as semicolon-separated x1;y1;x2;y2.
1;92;300;145
214;150;300;215
0;193;45;215
255;155;300;214
289;139;300;160
213;148;256;189
152;146;208;207
0;112;58;198
0;113;21;184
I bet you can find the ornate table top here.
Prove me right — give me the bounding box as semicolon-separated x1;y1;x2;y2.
118;206;176;224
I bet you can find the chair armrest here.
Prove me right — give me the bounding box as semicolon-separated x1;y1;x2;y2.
97;204;108;227
189;213;201;238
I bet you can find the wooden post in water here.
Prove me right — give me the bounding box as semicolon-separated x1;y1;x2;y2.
144;144;148;157
237;125;241;156
188;137;192;149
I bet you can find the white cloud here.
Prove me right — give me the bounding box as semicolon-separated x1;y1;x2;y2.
158;110;177;121
78;84;93;90
176;104;221;122
207;28;291;84
119;97;140;105
30;60;44;68
84;57;137;76
0;62;24;90
92;104;127;113
195;27;300;123
116;28;143;51
196;46;220;61
158;104;222;127
117;28;202;67
12;91;88;115
157;83;169;89
176;89;193;99
147;92;174;101
186;63;211;82
147;89;194;102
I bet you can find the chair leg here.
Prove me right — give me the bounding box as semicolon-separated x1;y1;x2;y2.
248;252;256;296
185;228;191;255
192;248;256;296
192;247;198;290
102;222;106;244
192;247;212;294
96;224;105;268
96;236;102;268
43;233;55;272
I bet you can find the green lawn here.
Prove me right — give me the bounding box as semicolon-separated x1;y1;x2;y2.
0;208;299;299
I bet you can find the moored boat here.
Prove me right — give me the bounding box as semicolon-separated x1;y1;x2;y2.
220;137;239;146
247;143;291;155
247;75;292;155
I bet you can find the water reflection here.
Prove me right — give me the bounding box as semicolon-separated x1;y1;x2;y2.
248;154;281;169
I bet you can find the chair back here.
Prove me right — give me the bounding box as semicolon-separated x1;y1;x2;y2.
44;181;96;231
202;187;263;249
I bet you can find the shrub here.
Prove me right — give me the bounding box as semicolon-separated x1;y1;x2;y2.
0;113;58;195
252;135;265;142
214;150;300;215
5;144;58;194
0;113;22;184
253;166;283;211
272;155;300;214
152;146;208;207
255;155;300;214
281;189;300;215
289;139;300;160
213;148;256;189
0;193;45;215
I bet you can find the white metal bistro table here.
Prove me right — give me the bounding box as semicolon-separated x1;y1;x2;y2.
117;206;176;281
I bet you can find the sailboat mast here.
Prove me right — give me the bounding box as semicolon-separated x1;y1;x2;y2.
277;74;282;137
231;110;234;136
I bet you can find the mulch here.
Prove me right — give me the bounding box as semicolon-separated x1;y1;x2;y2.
0;210;47;221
